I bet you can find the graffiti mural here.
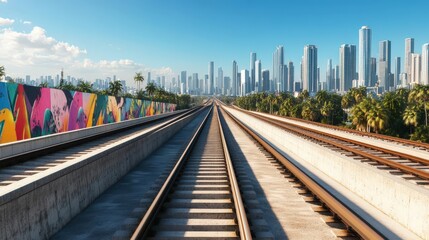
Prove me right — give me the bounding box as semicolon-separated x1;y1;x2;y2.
0;82;176;144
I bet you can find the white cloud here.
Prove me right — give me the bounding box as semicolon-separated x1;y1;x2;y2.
23;21;32;25
0;0;7;3
0;17;14;26
0;26;176;86
0;26;86;66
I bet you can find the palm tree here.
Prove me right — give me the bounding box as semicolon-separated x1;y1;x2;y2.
366;98;388;134
409;85;429;126
146;82;157;99
350;97;372;132
77;80;94;93
299;90;310;102
108;80;123;96
321;101;334;124
39;82;49;88
0;66;4;81
134;72;144;92
403;105;418;133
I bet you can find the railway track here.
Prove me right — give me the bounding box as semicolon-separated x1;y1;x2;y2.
131;105;251;240
276;112;429;151
220;103;384;240
0;107;201;187
233;106;429;185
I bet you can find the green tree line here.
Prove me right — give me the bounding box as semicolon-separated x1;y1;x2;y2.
2;68;190;110
236;86;429;143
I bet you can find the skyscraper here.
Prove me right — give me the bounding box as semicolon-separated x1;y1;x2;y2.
217;67;223;94
303;45;318;93
281;64;288;92
209;61;214;95
250;52;256;92
272;46;284;92
240;69;249;96
180;71;187;94
405;38;415;84
410;53;421;85
232;61;238;96
370;58;377;87
422;43;429;85
287;61;294;92
255;60;262;92
378;40;391;90
359;26;371;86
192;73;199;94
326;59;333;91
334;65;340;91
394;57;401;88
262;70;270;92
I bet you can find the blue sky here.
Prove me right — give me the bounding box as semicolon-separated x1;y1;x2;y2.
1;0;428;85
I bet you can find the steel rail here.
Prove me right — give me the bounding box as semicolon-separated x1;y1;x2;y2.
221;104;384;240
130;106;213;240
237;108;429;180
0;106;201;168
216;104;252;240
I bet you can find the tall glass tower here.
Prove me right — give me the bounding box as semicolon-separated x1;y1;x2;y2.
339;44;356;92
405;38;415;84
272;46;284;92
359;26;371;86
422;44;429;85
250;52;256;92
303;45;318;93
208;61;214;95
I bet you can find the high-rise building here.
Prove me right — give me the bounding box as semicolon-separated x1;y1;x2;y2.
405;38;415;84
180;71;187;94
287;61;294;92
192;73;199;95
303;45;318;93
395;57;401;88
422;43;429;85
281;65;288;92
370;58;377;87
255;60;262;92
240;69;249;96
378;40;391;90
204;74;209;94
262;70;270;92
250;52;256;92
410;53;421;85
334;65;340;91
223;77;231;95
217;67;223;94
272;46;284;92
232;61;238;96
326;59;333;91
358;26;372;86
147;72;151;84
209;61;214;95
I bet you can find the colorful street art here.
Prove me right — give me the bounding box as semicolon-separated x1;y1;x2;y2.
0;82;176;144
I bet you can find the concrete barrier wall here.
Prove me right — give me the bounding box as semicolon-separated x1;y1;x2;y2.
0;82;176;144
0;108;204;240
225;107;429;240
0;109;186;161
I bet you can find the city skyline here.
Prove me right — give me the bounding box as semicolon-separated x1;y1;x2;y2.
1;0;429;89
